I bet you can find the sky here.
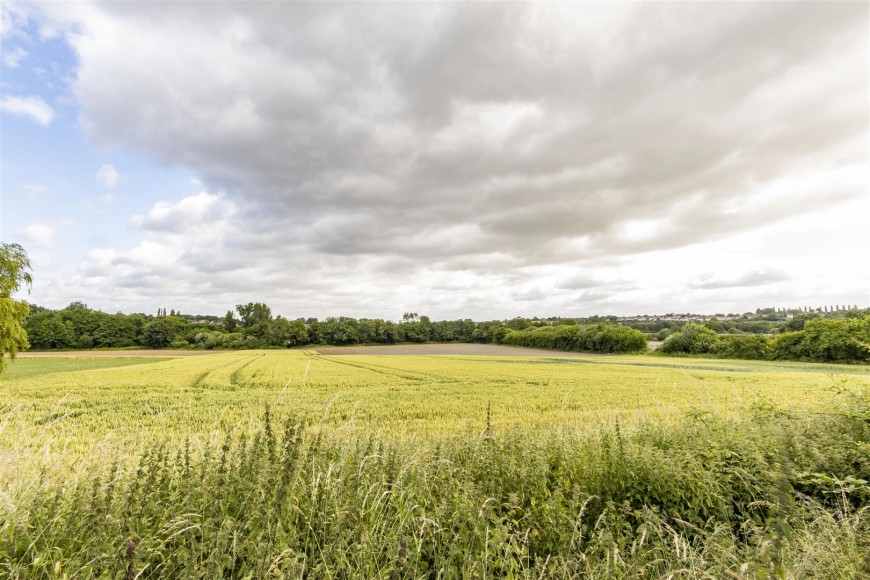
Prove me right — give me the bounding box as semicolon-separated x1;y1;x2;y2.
1;1;868;321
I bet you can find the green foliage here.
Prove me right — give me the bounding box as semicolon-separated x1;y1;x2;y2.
576;322;648;353
284;319;309;346
713;334;772;360
222;310;237;332
431;319;476;343
471;320;505;343
25;312;75;349
236;302;272;329
0;242;32;371
318;317;360;345
142;318;179;348
4;388;868;577
780;312;819;332
659;323;720;354
505;317;532;331
502;323;647;354
770;331;809;361
19;297;870;366
400;314;433;343
767;317;870;363
801;316;870;363
93;313;139;348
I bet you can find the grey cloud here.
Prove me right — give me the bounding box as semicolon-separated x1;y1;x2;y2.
58;2;866;264
556;274;600;291
26;1;869;316
575;289;615;303
694;270;790;290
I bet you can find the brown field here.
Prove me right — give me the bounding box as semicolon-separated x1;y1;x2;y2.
18;349;218;358
313;343;604;356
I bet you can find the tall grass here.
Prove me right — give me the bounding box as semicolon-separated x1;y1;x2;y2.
3;387;868;578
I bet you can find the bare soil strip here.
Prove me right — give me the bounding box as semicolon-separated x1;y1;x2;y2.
313;343;604;357
19;350;218;358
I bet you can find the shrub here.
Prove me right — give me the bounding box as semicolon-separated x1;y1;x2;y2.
577;323;648;353
659;323;719;354
801;316;870;363
714;334;772;360
502;323;647;353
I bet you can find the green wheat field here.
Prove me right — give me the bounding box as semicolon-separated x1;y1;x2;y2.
2;350;869;578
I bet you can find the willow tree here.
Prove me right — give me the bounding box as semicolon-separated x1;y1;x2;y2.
0;243;32;372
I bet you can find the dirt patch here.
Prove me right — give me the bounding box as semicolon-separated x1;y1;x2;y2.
313;344;605;357
19;350;218;358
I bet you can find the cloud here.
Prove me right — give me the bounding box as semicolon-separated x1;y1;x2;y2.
0;95;55;125
53;3;865;261
23;183;49;195
0;3;26;39
694;270;790;290
130;192;237;234
556;274;601;291
21;2;870;316
95;164;120;189
2;46;26;68
19;222;56;248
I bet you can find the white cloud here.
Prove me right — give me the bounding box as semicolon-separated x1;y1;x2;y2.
2;46;26;68
130;192;236;235
19;2;870;316
22;183;49;195
19;222;55;248
0;3;26;39
0;95;54;125
95;164;120;189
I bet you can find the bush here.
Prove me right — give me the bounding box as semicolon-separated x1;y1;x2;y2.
770;331;809;361
659;323;719;355
770;316;870;363
801;316;870;363
714;335;772;360
502;323;647;354
577;323;648;353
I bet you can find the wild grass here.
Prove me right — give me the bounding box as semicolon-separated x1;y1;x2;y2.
1;351;868;577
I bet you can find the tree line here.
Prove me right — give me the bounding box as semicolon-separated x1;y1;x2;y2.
658;314;870;363
23;302;651;354
21;300;870;363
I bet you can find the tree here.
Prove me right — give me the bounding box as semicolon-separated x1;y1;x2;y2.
285;319;310;346
319;317;359;345
236;303;272;328
27;313;75;349
93;314;138;348
142;318;177;348
223;310;238;332
0;243;32;372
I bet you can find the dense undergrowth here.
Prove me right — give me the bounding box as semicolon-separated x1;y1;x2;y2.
2;387;868;578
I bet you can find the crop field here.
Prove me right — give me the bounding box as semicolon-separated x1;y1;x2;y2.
4;349;867;450
2;349;869;577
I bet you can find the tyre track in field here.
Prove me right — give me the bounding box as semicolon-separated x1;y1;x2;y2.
230;353;266;385
190;354;260;388
314;354;457;383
